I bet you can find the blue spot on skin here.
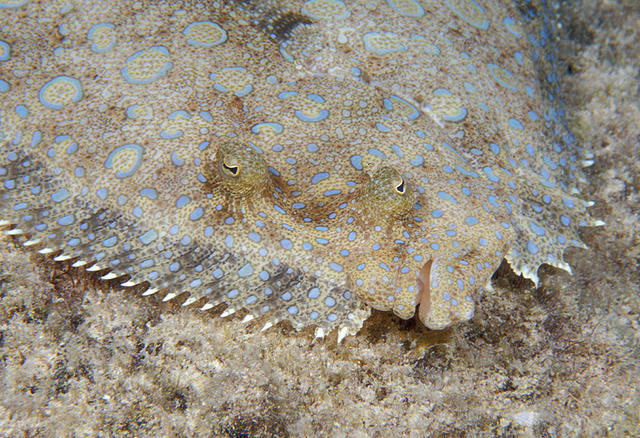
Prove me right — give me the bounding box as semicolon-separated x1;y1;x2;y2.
560;216;571;226
102;236;117;247
308;288;320;299
175;195;190;207
527;240;539;254
316;238;329;245
238;263;253;278
329;263;343;272
529;221;546;236
57;214;75;226
51;188;70;203
465;216;479;226
432;209;443;218
324;296;336;307
140;188;157;199
368;148;387;160
483;167;500;182
248;232;261;242
225;235;234;248
14;104;28;119
189;207;203;220
509;118;524;130
311;172;329;184
281;239;292;250
437;191;457;204
139;229;157;245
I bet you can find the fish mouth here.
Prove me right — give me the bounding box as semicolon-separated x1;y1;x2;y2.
416;259;433;325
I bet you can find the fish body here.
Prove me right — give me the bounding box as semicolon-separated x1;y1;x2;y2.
0;0;599;336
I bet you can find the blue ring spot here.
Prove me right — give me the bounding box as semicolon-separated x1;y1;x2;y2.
183;21;227;47
38;76;83;110
295;109;329;122
121;46;172;84
87;23;116;53
104;144;143;179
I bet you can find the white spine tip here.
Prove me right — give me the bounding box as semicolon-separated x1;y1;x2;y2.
182;297;198;307
0;220;10;226
5;228;24;235
53;254;73;261
337;327;350;343
86;264;104;272
593;220;606;226
261;321;274;332
142;287;159;296
241;314;255;324
220;308;235;318
120;280;137;287
200;303;214;311
38;247;55;254
71;260;88;268
23;238;42;247
581;160;594;167
314;327;326;339
162;292;178;302
100;272;119;280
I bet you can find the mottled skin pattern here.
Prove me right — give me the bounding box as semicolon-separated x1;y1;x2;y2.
0;0;600;337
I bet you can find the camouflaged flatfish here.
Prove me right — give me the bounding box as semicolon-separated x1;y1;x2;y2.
0;0;601;338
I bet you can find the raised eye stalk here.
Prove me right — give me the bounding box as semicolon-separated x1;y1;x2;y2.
215;141;269;197
362;167;416;218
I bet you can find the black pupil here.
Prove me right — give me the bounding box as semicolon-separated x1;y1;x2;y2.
223;162;239;175
396;179;405;194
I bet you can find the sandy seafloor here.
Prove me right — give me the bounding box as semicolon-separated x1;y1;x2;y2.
1;1;639;436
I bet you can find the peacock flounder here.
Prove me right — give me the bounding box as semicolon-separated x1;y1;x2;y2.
0;0;601;338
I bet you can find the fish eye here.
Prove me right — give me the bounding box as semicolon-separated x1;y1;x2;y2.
363;167;416;218
215;141;270;197
222;161;239;176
